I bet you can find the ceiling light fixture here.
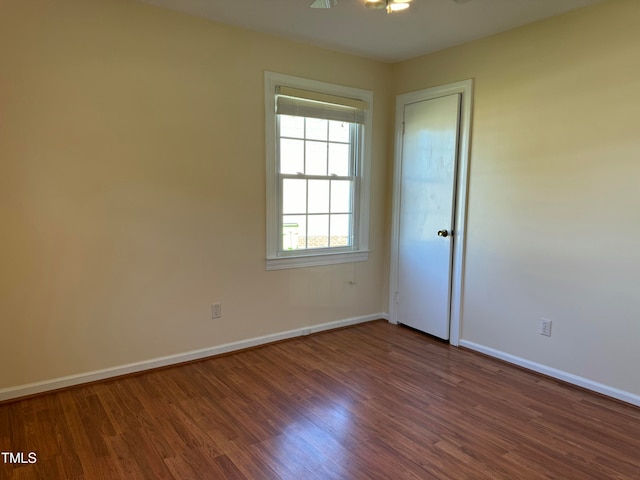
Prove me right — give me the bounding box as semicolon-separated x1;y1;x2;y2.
365;0;412;14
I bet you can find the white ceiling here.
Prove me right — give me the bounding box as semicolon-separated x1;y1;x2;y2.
139;0;604;63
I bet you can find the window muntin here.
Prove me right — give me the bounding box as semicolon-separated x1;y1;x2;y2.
277;115;358;253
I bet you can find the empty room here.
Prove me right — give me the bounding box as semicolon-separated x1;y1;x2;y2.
1;0;639;478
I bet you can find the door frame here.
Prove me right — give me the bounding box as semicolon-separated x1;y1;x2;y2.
389;80;474;346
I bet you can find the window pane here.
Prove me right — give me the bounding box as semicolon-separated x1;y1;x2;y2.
305;141;327;175
328;143;350;176
308;179;330;214
330;180;352;213
282;179;306;215
307;215;329;248
280;115;304;138
306;118;328;141
280;139;304;174
283;215;306;250
330;214;351;247
329;120;350;142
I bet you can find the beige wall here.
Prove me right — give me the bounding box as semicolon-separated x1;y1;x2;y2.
0;0;391;390
393;0;640;396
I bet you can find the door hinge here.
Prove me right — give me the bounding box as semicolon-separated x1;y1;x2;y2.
401;122;405;135
394;292;399;304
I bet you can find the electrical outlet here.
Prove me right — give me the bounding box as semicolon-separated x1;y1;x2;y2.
211;303;222;319
539;318;552;337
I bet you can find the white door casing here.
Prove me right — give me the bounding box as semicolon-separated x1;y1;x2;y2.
389;80;473;346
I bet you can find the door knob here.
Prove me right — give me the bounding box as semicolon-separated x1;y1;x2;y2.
437;229;450;237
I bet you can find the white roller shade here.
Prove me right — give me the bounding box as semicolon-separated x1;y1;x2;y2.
276;86;367;124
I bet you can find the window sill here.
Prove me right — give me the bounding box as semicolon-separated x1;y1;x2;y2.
266;250;369;271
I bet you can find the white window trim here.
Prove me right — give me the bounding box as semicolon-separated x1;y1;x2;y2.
265;72;372;270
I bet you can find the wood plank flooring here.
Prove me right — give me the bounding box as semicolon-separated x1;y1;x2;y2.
1;320;639;479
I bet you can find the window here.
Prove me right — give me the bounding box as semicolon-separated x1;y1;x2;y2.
265;72;372;270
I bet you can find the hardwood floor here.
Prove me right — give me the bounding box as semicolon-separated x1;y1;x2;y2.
1;320;639;479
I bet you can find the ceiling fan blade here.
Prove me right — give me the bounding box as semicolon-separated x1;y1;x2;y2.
310;0;337;8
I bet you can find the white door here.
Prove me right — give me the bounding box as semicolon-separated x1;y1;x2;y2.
397;93;461;339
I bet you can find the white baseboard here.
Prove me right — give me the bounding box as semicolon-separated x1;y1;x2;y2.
0;313;385;402
460;340;640;407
